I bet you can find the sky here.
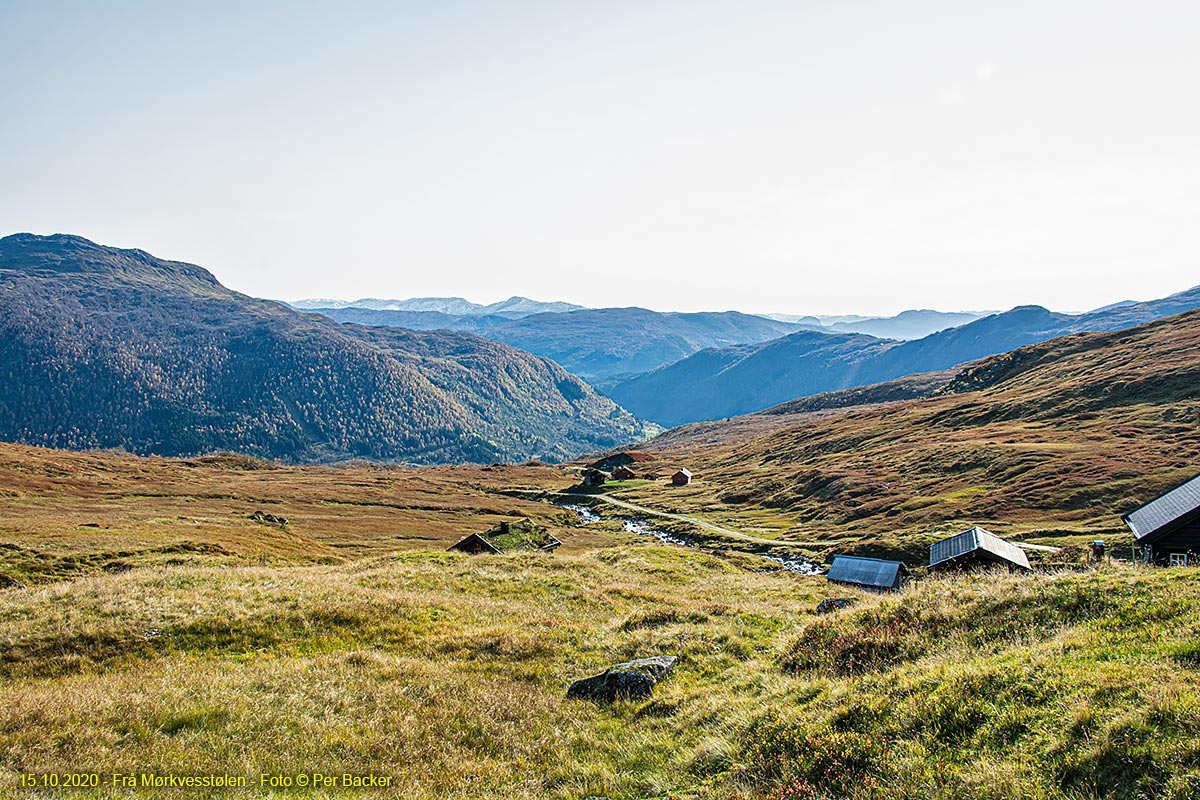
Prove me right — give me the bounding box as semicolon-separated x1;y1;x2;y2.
2;1;1198;316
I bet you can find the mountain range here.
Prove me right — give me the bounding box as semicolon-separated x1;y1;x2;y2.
608;287;1200;426
290;296;583;318
0;234;645;464
306;305;810;381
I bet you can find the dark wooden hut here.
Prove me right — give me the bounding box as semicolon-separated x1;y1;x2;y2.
1123;473;1200;566
612;465;638;480
581;468;609;487
671;468;693;486
826;555;907;591
929;526;1031;571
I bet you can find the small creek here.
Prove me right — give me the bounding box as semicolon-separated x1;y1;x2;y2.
557;502;694;547
555;500;823;575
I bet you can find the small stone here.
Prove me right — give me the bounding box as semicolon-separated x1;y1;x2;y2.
816;598;854;614
567;655;678;703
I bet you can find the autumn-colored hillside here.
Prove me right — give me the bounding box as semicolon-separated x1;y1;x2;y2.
620;309;1200;560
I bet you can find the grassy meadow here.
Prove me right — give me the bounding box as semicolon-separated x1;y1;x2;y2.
2;441;1200;798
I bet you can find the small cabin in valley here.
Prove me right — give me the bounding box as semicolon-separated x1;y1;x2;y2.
826;555;907;591
671;468;693;486
448;519;562;555
929;526;1031;571
1123;473;1200;566
612;465;638;480
581;468;609;487
588;451;658;473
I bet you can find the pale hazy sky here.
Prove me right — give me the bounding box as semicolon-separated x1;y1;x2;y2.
2;1;1198;315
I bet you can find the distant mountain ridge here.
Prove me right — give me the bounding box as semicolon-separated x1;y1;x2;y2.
763;309;989;340
608;286;1200;426
290;295;583;318
827;309;985;340
0;234;645;464
309;305;813;381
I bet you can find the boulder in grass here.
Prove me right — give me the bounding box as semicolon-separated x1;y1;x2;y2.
567;655;678;703
815;598;854;615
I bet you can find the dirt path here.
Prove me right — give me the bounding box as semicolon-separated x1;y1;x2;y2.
556;491;828;548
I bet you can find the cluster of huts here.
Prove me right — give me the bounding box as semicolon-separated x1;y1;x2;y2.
580;451;693;488
828;472;1200;591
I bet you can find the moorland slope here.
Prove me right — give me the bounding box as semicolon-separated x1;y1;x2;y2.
616;308;1200;561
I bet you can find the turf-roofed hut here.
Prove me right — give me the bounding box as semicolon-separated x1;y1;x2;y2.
826;555;908;592
929;526;1031;571
448;519;562;555
588;450;658;473
1123;473;1200;567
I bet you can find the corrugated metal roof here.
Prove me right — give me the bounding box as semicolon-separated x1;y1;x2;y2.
929;526;1031;570
1124;473;1200;541
826;555;903;589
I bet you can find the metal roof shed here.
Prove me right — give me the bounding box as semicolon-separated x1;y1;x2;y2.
929;526;1031;571
826;555;907;591
1122;473;1200;565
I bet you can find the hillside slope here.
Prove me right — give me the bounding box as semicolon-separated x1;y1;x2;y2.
610;287;1200;425
312;305;812;380
623;309;1200;556
0;234;645;464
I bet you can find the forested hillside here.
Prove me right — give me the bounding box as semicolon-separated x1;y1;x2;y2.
0;234;646;463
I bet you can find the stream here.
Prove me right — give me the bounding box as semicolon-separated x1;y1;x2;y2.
557;502;694;547
555;500;823;575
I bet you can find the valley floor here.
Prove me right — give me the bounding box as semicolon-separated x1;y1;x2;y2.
1;444;1199;798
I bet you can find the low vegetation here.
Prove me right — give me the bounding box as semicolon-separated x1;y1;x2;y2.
3;517;1199;799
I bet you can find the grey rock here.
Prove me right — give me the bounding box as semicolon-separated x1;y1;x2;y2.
816;598;854;614
567;655;678;703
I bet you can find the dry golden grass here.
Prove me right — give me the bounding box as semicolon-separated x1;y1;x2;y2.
0;442;626;586
1;541;822;799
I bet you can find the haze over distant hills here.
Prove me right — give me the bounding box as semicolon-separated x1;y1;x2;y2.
0;234;645;464
764;309;989;340
307;305;812;381
825;309;987;340
290;296;583;318
608;286;1200;426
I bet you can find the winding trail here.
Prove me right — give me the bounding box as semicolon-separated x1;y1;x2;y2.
556;491;827;548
